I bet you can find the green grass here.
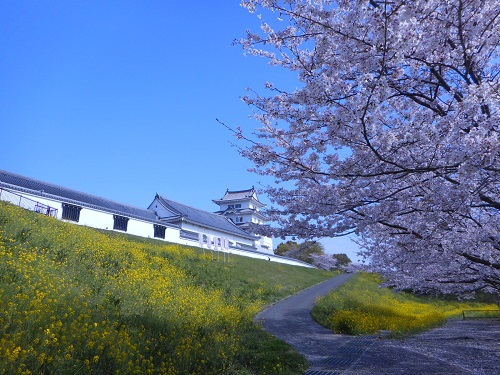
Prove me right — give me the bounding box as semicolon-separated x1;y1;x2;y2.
102;228;335;307
312;272;499;337
0;202;334;374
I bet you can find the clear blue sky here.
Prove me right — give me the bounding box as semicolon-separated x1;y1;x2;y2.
1;1;361;261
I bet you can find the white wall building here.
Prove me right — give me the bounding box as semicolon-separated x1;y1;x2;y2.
0;169;314;268
147;194;272;254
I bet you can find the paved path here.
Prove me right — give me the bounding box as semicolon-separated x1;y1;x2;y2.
255;274;500;374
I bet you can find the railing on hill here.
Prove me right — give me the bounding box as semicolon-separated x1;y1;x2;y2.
462;309;500;319
0;187;58;217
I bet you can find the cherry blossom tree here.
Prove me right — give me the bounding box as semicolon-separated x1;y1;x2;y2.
275;240;339;269
275;240;324;261
237;0;500;294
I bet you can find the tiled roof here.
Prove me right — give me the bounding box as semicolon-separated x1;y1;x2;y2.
213;187;265;209
0;169;176;227
155;195;258;240
220;188;256;201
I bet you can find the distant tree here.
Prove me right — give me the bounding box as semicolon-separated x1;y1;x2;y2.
332;253;352;268
277;240;325;263
310;253;339;271
238;0;500;294
274;240;298;256
275;240;339;270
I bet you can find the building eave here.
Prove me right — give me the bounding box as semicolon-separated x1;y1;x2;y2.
180;217;259;241
215;208;269;221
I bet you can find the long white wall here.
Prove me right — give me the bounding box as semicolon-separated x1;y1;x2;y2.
181;221;255;248
0;186;313;268
178;221;280;255
0;187;179;242
174;230;315;268
77;208;179;244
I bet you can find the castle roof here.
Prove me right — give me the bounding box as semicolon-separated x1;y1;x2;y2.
213;187;265;207
152;195;258;240
221;187;256;200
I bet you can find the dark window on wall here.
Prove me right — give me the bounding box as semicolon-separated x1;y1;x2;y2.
180;229;199;241
113;215;129;231
62;204;82;222
154;225;166;239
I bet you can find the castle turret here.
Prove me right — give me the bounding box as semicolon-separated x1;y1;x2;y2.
213;187;273;252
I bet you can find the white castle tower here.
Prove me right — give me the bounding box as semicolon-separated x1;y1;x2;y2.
213;187;273;252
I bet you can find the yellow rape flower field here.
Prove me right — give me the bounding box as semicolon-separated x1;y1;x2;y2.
312;272;498;337
0;202;333;374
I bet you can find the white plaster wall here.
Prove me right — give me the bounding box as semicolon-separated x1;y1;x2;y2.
74;208;182;243
126;218;155;238
77;208;114;230
240;201;251;209
181;221;257;249
172;234;314;268
228;249;315;268
255;236;274;254
0;188;182;242
163;227;181;243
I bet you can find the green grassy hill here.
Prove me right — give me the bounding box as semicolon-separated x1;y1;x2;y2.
0;202;333;375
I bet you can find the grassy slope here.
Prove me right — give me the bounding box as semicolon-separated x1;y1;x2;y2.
0;202;333;374
103;229;334;307
312;272;498;337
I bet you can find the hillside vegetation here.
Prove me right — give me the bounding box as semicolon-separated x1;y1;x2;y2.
312;272;498;337
0;202;333;374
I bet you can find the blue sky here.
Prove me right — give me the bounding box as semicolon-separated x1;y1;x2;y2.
1;1;361;261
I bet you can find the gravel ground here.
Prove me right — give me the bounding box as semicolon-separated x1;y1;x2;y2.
255;274;500;375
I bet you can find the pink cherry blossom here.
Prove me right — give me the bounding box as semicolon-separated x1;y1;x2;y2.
238;0;500;294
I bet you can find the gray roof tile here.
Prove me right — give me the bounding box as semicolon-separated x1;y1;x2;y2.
155;195;258;240
220;188;256;200
0;169;176;227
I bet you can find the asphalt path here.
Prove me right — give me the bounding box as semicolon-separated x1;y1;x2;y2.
255;273;359;370
254;273;500;375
